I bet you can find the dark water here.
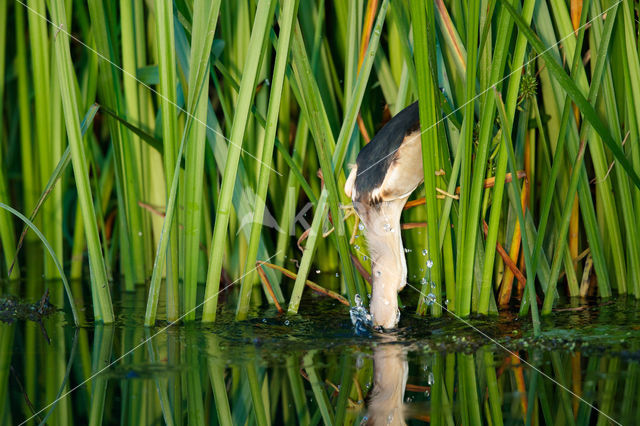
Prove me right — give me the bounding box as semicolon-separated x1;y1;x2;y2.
1;287;640;425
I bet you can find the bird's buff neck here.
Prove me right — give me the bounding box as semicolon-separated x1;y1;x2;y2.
357;198;408;329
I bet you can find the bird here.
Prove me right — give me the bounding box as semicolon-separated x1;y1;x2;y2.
344;101;424;329
365;337;408;425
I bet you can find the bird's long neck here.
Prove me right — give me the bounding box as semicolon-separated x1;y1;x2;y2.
359;198;408;329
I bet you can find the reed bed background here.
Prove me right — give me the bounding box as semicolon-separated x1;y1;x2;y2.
0;0;639;329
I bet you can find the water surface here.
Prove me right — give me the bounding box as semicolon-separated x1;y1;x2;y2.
1;286;639;425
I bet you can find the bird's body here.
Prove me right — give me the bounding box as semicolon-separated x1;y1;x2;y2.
345;101;425;329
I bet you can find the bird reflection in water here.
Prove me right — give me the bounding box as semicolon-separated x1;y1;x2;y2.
364;336;409;425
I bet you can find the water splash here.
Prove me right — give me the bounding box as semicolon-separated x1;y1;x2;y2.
350;294;372;333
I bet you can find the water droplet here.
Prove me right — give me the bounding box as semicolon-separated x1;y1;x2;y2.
384;299;390;305
138;231;143;236
383;223;391;232
262;318;267;323
315;269;321;274
335;272;340;277
368;294;371;299
426;293;436;305
445;299;450;305
420;277;427;285
354;294;364;307
284;320;290;326
358;223;365;230
404;248;412;253
363;255;368;261
426;259;433;268
428;372;434;385
422;249;428;256
431;281;436;289
375;271;381;277
354;244;360;250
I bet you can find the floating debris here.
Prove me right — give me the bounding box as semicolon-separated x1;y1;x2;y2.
0;290;55;324
1;290;54;344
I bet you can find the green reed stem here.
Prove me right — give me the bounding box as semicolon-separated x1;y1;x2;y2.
88;0;146;287
458;0;512;317
494;89;540;335
411;0;443;316
237;0;299;318
15;5;39;247
52;0;113;323
183;0;221;321
202;0;277;322
155;0;180;321
0;1;18;279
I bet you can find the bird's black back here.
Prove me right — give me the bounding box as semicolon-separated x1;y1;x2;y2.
354;101;420;202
